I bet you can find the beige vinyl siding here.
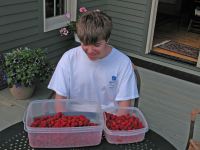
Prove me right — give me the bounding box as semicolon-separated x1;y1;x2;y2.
106;0;151;55
0;0;75;63
78;0;150;55
0;0;36;6
0;1;39;51
78;0;107;11
0;1;37;16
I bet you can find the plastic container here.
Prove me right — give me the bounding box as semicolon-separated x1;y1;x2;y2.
103;106;149;144
23;99;103;148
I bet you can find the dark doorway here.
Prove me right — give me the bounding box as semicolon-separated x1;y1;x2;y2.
151;0;200;66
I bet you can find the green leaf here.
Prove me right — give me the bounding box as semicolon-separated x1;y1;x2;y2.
3;47;54;87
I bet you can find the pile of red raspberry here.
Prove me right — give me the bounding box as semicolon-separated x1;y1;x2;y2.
105;112;143;130
30;112;98;128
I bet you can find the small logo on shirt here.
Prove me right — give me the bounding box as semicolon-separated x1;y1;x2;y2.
112;76;117;81
109;76;117;88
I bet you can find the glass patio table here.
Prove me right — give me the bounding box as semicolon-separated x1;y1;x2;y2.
0;121;177;150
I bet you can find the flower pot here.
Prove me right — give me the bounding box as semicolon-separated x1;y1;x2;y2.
74;33;80;43
10;85;36;100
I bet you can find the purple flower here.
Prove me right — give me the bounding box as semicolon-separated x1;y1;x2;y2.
65;13;71;20
59;27;69;36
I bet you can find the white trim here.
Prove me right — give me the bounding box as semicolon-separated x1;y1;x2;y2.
45;15;68;32
145;0;159;54
43;0;46;32
43;0;77;32
68;0;77;21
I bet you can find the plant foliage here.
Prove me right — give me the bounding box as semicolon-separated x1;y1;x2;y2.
3;47;54;87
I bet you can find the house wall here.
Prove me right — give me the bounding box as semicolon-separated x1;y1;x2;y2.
78;0;151;57
78;0;107;11
106;0;152;56
0;0;75;63
0;0;150;63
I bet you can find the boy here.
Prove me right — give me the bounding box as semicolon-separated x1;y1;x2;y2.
48;10;139;109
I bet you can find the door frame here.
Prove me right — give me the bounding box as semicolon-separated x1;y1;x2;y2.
145;0;200;68
145;0;159;54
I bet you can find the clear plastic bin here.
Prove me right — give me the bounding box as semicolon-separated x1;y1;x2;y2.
103;106;149;144
23;99;103;148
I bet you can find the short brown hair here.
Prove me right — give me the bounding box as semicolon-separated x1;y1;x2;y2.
76;10;112;45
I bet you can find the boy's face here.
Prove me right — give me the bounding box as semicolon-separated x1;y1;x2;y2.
81;40;111;61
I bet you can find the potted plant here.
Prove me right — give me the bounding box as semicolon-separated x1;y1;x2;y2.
59;7;89;42
2;47;54;100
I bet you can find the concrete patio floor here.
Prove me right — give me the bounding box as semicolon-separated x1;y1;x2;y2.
0;83;52;131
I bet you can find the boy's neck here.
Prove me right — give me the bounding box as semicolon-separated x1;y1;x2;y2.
102;44;112;58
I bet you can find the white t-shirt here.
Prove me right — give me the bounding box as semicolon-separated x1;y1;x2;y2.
48;46;139;108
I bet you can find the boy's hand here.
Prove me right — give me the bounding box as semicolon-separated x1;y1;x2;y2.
118;100;131;107
55;94;67;113
116;100;131;115
55;94;66;100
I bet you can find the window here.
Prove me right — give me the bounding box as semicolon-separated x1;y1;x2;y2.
43;0;77;32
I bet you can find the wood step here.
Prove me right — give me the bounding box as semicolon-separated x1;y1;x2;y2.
152;47;198;63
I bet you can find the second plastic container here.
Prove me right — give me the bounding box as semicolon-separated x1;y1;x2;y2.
103;106;149;144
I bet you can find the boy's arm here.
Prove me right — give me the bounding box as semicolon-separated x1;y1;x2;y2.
55;93;67;99
116;100;131;115
55;93;67;112
118;100;131;107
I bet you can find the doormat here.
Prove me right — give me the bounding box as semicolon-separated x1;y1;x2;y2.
154;40;200;59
